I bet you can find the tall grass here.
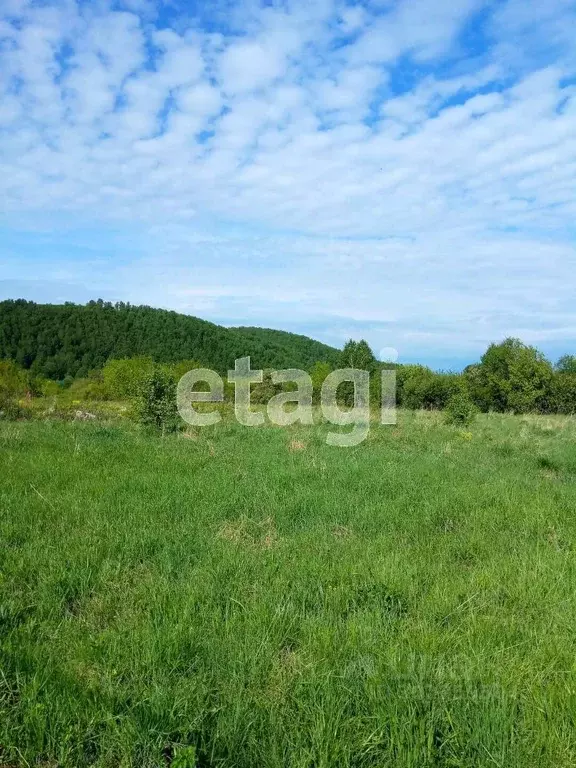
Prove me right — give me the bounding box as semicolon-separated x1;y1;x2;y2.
1;411;576;766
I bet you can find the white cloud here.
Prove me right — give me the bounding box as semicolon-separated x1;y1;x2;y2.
314;66;384;114
339;6;367;34
347;0;482;64
219;40;286;94
1;0;575;363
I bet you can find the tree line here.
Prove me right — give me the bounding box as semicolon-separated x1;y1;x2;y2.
0;299;340;379
0;299;575;419
0;337;575;419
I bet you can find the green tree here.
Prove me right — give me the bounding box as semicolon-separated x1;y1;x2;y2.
339;340;377;406
136;367;179;435
341;339;377;370
470;338;553;413
556;355;576;374
551;372;576;414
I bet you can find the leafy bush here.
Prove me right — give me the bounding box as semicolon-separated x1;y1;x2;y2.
556;355;576;374
398;366;462;410
0;396;23;420
551;371;576;414
136;367;179;435
35;377;61;397
170;359;204;381
444;393;478;426
103;357;154;400
68;375;110;401
467;338;554;413
0;360;27;420
251;370;281;404
0;359;26;397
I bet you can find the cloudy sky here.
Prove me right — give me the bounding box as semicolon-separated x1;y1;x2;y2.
1;0;575;368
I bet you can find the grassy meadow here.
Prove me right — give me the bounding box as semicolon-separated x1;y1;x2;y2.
1;410;576;766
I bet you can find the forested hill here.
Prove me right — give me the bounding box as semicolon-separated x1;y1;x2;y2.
228;326;340;369
0;299;341;380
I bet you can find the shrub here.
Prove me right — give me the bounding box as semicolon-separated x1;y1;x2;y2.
170;360;204;381
468;338;554;413
35;377;61;397
251;370;280;404
0;360;27;420
556;355;576;374
103;357;154;400
399;366;462;410
551;371;576;414
136;367;179;435
444;393;478;426
68;376;110;401
0;396;23;420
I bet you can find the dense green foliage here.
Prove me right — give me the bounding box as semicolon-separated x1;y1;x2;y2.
552;371;576;414
0;298;575;415
102;357;155;400
2;412;576;766
397;365;462;410
228;326;341;369
464;338;554;413
444;392;478;426
0;359;27;419
0;299;340;379
0;359;26;401
340;338;377;370
310;362;333;404
392;339;575;415
556;355;576;374
136;367;179;434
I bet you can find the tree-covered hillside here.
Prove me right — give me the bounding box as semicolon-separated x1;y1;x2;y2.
228;326;341;369
0;299;340;379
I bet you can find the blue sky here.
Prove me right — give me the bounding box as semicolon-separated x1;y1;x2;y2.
0;0;575;369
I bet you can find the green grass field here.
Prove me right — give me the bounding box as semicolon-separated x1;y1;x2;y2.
1;411;576;767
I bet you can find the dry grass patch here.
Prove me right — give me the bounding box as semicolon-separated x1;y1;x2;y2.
217;515;278;549
332;524;354;539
